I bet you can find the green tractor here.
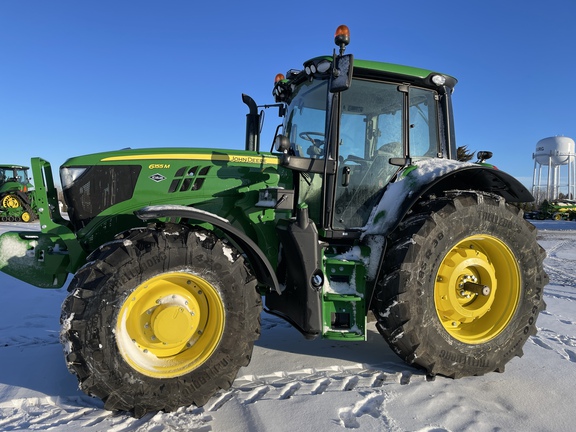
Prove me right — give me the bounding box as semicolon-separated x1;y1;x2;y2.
0;26;546;417
0;164;37;222
540;199;576;220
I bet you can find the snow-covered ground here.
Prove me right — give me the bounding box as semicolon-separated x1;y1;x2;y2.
0;220;575;431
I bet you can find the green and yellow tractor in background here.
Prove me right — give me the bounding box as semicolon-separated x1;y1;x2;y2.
540;199;576;220
0;26;547;417
0;164;37;222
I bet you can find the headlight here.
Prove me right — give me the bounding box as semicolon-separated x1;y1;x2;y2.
432;74;446;86
60;167;87;189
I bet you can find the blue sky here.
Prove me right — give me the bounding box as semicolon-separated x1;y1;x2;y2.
1;0;575;189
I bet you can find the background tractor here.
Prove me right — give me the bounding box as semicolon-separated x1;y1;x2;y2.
0;164;37;222
538;199;576;220
0;26;547;417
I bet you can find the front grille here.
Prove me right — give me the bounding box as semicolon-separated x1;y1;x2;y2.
63;165;141;229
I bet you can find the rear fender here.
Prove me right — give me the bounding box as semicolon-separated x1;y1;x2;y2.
363;159;533;237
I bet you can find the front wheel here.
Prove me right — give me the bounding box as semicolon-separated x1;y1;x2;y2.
1;194;21;209
373;192;547;378
61;224;261;417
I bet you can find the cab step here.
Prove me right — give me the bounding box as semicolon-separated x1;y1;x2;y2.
322;255;367;341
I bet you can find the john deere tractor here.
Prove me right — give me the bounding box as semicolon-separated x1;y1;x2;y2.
0;164;37;222
0;26;546;417
540;199;576;220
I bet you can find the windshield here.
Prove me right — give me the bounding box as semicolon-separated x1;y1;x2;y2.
0;167;29;185
285;79;328;158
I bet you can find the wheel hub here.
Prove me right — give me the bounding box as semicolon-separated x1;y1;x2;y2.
151;305;197;345
116;272;225;378
434;235;520;344
2;195;21;209
436;249;497;324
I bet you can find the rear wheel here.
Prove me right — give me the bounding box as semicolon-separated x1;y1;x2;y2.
61;224;261;417
373;192;547;377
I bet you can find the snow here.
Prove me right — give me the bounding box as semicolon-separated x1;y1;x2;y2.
363;158;475;237
1;219;575;431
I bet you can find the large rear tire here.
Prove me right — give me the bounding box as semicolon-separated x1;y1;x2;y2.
60;224;261;417
373;192;547;377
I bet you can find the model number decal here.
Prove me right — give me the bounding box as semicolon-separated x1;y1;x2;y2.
149;163;171;169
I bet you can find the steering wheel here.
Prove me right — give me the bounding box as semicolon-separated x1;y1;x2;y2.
299;131;325;157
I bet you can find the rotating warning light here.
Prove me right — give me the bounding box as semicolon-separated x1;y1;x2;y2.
334;25;350;48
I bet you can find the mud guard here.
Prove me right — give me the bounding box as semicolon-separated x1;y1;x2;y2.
364;161;534;238
134;205;280;293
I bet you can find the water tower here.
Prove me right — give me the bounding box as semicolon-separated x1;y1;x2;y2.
532;136;576;202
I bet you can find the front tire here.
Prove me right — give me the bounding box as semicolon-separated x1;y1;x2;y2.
373;192;547;378
61;224;261;417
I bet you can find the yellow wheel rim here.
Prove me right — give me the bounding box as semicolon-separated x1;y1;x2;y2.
434;235;520;344
116;272;225;378
21;212;31;222
1;195;21;209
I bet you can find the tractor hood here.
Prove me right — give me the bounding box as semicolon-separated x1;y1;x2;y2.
59;148;285;233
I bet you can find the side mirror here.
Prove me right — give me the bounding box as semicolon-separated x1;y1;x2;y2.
476;151;493;163
330;54;353;93
274;135;290;153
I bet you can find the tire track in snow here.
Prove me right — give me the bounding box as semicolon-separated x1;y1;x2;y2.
203;366;426;430
207;366;423;417
0;397;213;431
0;333;59;348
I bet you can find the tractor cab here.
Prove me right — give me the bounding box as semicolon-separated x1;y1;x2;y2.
263;25;459;339
0;165;33;192
271;26;457;238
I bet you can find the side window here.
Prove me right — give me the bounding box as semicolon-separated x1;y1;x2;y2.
285;80;328;159
287;107;326;158
409;88;439;157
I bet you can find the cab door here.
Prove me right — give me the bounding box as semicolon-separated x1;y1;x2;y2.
333;80;404;230
333;80;441;231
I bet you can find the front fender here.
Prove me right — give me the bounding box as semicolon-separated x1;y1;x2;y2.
363;159;533;237
135;205;280;293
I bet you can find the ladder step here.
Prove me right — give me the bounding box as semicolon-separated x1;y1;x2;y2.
322;255;368;341
323;330;365;341
324;293;362;302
